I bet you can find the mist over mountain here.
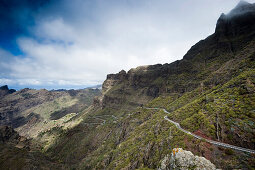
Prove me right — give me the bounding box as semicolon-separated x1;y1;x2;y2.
226;0;255;18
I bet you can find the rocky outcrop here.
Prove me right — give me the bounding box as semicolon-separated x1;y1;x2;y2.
216;1;255;37
0;85;16;97
0;126;29;149
102;70;127;94
159;148;217;170
0;126;20;143
214;1;255;56
184;1;255;61
96;67;160;109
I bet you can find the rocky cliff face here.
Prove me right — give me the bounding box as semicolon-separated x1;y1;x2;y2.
216;1;255;36
98;2;255;110
184;1;255;61
96;66;163;109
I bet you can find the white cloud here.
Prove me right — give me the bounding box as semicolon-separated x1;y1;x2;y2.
33;17;76;42
2;0;255;89
0;78;15;85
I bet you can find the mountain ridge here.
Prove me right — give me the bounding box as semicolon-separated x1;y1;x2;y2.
42;2;255;169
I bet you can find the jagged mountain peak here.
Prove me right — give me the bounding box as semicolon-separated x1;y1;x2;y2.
236;0;251;7
213;1;255;39
216;1;255;22
0;85;16;97
215;2;255;37
183;1;255;60
225;0;255;18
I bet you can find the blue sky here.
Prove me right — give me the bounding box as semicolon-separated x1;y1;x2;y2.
1;0;255;90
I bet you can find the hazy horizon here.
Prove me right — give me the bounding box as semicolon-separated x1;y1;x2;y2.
3;84;102;91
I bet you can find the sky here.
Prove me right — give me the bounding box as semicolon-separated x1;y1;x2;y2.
0;0;255;90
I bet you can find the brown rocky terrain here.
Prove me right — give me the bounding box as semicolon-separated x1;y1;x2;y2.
0;86;101;138
0;86;101;169
0;126;64;169
0;125;28;147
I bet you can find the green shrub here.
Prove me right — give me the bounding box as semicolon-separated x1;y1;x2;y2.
225;148;234;155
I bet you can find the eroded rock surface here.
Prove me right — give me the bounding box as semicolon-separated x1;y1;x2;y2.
159;148;218;170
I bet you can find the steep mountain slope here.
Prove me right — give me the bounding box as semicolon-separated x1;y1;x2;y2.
0;126;63;169
0;86;101;151
0;87;100;131
0;87;101;169
42;2;255;169
95;0;255;110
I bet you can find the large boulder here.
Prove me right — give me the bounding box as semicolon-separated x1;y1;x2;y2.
159;148;218;170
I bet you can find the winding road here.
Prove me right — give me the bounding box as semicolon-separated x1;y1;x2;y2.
83;114;118;125
146;107;255;154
